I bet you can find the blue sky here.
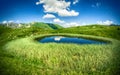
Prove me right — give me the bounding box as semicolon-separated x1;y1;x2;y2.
0;0;120;27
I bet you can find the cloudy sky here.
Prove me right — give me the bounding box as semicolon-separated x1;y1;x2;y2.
0;0;120;27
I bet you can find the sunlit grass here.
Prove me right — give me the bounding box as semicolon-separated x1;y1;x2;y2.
0;25;120;75
3;34;120;75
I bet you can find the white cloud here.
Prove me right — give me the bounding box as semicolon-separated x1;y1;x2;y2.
43;14;56;19
36;0;79;17
65;22;79;27
8;20;14;23
57;10;79;16
2;21;7;24
16;20;20;23
73;0;79;5
52;18;80;27
36;2;41;5
97;20;113;25
53;18;65;23
81;22;87;25
2;20;21;24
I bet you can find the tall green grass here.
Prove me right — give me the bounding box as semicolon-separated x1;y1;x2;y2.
0;25;120;75
3;34;120;75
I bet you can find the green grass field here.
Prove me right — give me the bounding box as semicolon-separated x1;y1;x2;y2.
55;25;120;40
0;25;120;75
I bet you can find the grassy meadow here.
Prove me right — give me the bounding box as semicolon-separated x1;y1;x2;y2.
0;24;120;75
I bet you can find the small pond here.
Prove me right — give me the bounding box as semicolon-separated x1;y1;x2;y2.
38;36;107;44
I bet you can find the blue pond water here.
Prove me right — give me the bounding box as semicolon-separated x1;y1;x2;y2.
39;36;106;44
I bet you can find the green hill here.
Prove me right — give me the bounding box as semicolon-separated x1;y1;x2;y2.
0;24;120;40
56;25;120;40
31;22;63;29
47;23;63;29
0;24;120;75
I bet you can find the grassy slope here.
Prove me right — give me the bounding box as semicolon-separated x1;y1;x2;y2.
3;34;120;75
31;22;63;30
0;25;55;75
0;25;120;75
47;23;63;29
55;25;120;40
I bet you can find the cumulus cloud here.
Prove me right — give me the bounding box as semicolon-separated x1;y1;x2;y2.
36;0;79;17
2;21;7;24
57;10;79;16
43;14;56;19
16;20;19;22
97;20;113;25
2;20;21;24
36;2;41;5
65;22;79;27
81;22;87;25
53;18;65;23
73;0;79;5
8;20;14;23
